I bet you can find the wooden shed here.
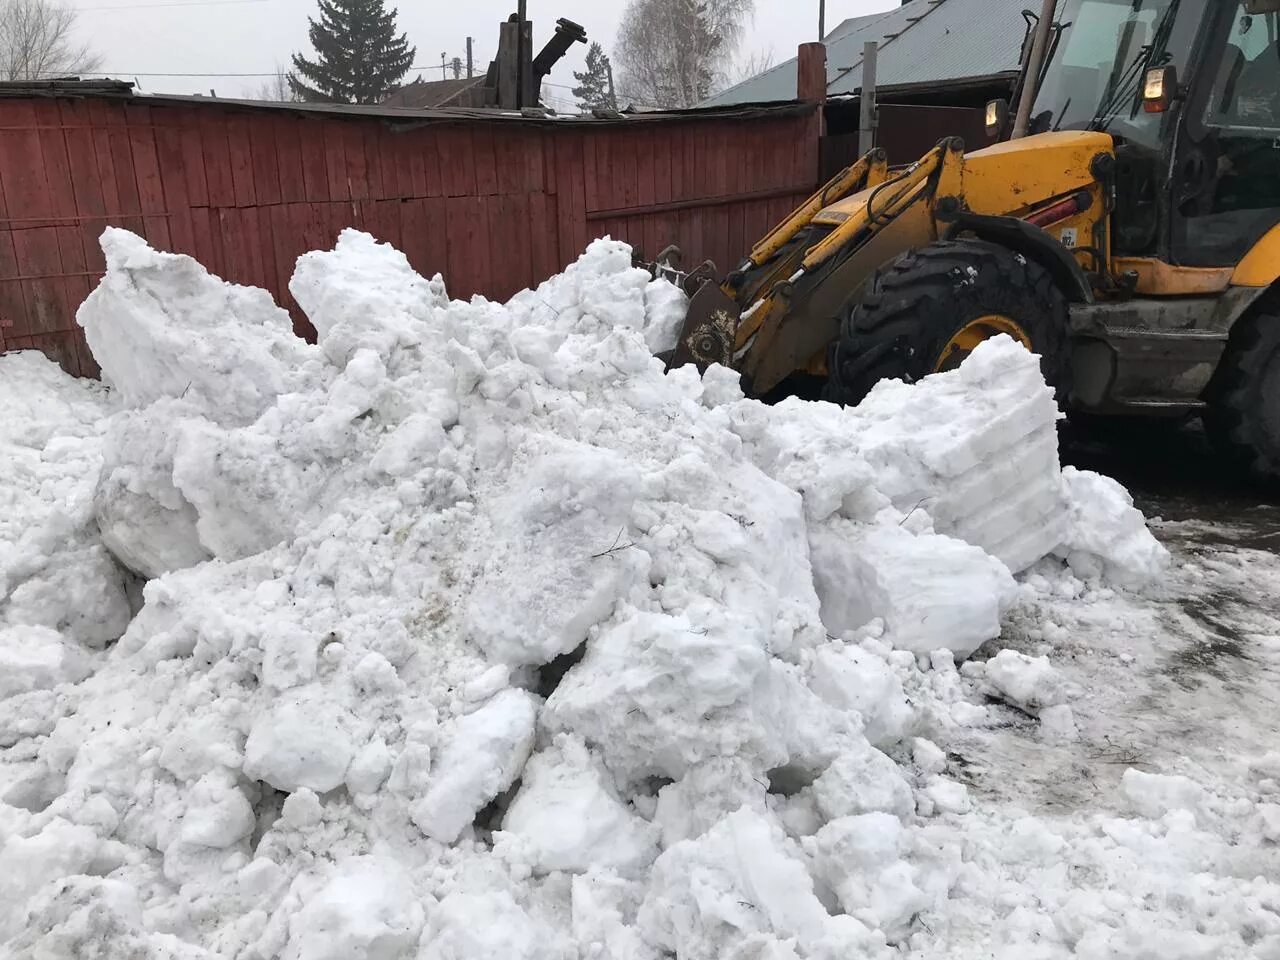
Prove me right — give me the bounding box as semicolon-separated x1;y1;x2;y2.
0;79;822;378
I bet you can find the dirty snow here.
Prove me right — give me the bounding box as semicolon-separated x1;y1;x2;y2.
1;228;1274;960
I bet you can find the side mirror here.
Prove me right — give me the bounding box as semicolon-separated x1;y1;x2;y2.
1143;65;1178;113
1244;0;1280;13
985;98;1010;138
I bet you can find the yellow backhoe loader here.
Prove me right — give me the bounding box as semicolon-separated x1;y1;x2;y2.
655;0;1280;477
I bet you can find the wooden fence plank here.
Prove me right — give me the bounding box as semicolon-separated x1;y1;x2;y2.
226;116;257;207
248;114;282;206
154;117;197;258
177;109;210;208
199;112;235;208
275;118;306;205
126;104;172;251
344;124;369;201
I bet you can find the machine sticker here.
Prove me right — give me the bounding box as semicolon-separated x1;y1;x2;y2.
1060;227;1079;248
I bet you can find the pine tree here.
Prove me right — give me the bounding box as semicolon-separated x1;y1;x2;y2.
289;0;415;105
571;42;617;113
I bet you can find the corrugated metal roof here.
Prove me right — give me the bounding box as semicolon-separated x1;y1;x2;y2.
703;0;1026;107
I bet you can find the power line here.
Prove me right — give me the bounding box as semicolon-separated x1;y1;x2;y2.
78;0;266;10
86;61;473;78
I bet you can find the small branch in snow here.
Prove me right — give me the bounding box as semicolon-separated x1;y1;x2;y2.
592;528;636;559
899;497;933;526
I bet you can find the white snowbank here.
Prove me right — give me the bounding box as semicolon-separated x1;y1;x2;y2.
0;228;1205;960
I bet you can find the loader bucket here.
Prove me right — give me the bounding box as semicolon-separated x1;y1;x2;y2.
665;280;741;372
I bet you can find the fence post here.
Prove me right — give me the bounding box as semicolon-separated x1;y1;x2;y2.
798;43;827;183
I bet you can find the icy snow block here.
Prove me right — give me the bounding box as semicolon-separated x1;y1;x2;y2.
811;738;915;822
291;229;448;365
420;891;570;960
851;336;1067;573
1058;467;1170;587
0;818;101;939
242;689;356;793
3;545;131;648
808;643;912;749
982;649;1069;715
804;813;930;940
638;808;876;958
464;446;643;667
810;521;1016;660
412;688;538;843
283;857;425;960
94;407;212;579
1122;769;1207;822
0;626;93;699
77;229;311;424
500;734;659;875
542;608;788;784
654;757;772;848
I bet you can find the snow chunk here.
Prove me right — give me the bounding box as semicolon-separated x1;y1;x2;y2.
464;445;643;666
846;335;1068;573
242;689;356;793
982;649;1070;715
500;734;659;875
284;856;425;960
0;818;102;939
811;739;914;822
78;227;311;423
808;643;911;749
1122;769;1208;821
420;891;569;960
639;808;874;957
810;522;1016;660
0;625;92;699
804;814;930;940
1059;467;1170;587
654;757;772;849
413;688;538;843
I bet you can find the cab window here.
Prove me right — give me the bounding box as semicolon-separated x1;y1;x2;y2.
1203;9;1280;130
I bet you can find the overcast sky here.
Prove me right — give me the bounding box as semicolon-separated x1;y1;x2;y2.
66;0;897;103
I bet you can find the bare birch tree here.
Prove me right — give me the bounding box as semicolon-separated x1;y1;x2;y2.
730;47;775;86
250;65;303;102
0;0;101;81
614;0;755;110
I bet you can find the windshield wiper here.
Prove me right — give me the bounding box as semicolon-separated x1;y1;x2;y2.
1089;0;1182;133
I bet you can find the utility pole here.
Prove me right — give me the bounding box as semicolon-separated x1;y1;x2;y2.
466;36;474;78
818;0;825;40
440;52;447;80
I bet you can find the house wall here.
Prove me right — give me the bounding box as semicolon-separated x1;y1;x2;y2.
0;95;820;378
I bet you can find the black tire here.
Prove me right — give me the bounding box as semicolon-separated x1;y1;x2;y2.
824;239;1070;407
1204;302;1280;481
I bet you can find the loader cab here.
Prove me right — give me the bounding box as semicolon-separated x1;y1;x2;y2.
1027;0;1280;270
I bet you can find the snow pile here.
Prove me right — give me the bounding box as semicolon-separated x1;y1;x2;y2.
0;229;1192;959
0;352;129;715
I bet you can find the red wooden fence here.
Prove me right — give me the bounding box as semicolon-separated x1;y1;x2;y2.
0;89;820;378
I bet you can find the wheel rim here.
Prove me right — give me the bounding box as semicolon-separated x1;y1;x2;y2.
934;314;1033;373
